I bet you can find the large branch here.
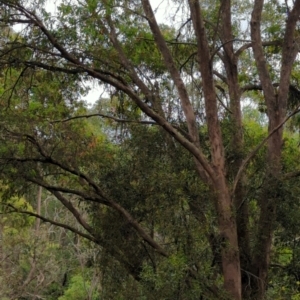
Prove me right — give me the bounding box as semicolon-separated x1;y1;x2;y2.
277;0;300;112
220;0;235;60
188;0;226;173
250;0;276;105
141;0;200;146
46;189;95;235
235;40;282;57
219;0;243;166
6;2;214;182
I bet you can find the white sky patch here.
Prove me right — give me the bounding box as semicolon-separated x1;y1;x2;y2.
82;82;103;107
151;0;172;22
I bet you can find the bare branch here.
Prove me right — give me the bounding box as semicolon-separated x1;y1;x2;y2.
49;113;192;140
137;37;197;46
179;51;197;72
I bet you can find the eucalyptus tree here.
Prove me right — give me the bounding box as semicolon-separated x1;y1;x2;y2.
1;0;300;299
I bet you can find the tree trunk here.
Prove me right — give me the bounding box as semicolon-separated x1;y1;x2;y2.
214;175;241;300
251;123;283;298
220;1;251;294
35;186;42;232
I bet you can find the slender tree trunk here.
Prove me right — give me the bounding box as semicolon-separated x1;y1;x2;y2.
250;0;300;296
225;52;251;299
35;186;42;232
220;0;251;295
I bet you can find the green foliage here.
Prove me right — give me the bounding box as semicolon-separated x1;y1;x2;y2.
58;273;99;300
2;0;300;299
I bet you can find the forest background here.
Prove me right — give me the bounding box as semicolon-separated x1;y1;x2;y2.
1;0;300;299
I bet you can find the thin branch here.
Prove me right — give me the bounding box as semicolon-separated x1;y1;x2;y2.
25;178;105;203
23;59;128;85
50;113;157;124
4;204;98;243
210;5;222;52
49;113;194;140
213;70;228;85
175;18;192;41
4;42;61;57
49;113;192;141
215;89;232;114
23;61;85;74
20;258;37;291
232;105;300;194
210;39;252;62
179;51;197;72
269;263;287;269
241;82;279;93
136;37;197;46
235;40;282;57
5;66;28;107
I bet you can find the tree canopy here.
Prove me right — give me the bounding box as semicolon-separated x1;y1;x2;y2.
1;0;300;299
